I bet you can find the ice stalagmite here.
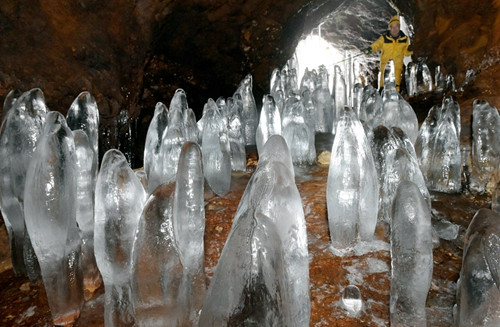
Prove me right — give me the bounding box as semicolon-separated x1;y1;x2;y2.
199;135;310;326
427;114;461;193
66;91;100;178
390;181;432;327
359;85;383;132
73;130;102;299
281;96;316;165
1;89;21;122
414;105;441;181
24;111;83;326
183;108;199;143
234;74;258;145
455;208;500;326
256;94;281;156
131;183;187;327
0;88;47;278
313;66;333;133
94;149;147;327
333;65;347;133
226;97;246;172
470;99;500;194
144;102;168;192
371;126;429;224
379;83;418;144
158;108;185;188
202;99;231;196
327;106;379;248
173;142;206;324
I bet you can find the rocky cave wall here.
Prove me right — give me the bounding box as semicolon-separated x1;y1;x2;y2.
0;0;499;166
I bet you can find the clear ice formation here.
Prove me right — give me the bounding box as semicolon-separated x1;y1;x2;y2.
199;135;310;327
173;142;206;324
359;84;383;132
131;183;187;327
415;95;462;193
1;89;21;122
455;208;500;326
24;111;83;325
132;144;206;327
144;102;169;192
342;285;363;316
312;66;333;133
234;74;258;145
371;125;430;224
226;97;247;172
0;88;47;277
66;91;100;177
333;65;347;133
94;149;148;326
159;109;185;186
201;99;231;196
376;82;419;144
281;95;316;165
256;94;282;156
469;99;500;194
406;58;433;95
183;108;199;144
390;181;433;327
327;106;379;248
73;130;101;298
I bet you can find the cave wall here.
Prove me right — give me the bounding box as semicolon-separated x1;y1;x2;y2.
0;0;499;165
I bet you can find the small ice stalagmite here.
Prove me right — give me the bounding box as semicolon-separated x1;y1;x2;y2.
199;135;310;326
183;108;199;144
1;89;21;122
281;96;316;165
455;208;500;326
469;99;500;194
144;102;168;190
73;130;102;299
157;108;185;189
256;94;281;156
66;91;100;179
169;88;189;112
333;65;347;133
391;181;432;327
94;149;148;327
234;74;258;145
313;67;333;133
378;82;418;144
371;126;430;224
415;105;441;181
427;114;461;193
24;111;83;326
359;84;383;131
352;83;364;118
173;142;206;324
226;97;246;172
0;88;47;278
301;89;316;134
202;99;231;196
327;106;379;248
131;183;187;327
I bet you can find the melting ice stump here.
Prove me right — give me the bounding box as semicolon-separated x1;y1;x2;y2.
199;135;310;326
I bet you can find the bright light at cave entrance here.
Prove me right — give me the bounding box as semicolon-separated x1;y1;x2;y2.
294;33;344;91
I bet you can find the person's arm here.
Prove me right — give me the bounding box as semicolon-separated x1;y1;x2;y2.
404;42;413;57
369;35;385;53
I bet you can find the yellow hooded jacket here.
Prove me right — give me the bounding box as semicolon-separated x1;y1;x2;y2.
370;30;413;90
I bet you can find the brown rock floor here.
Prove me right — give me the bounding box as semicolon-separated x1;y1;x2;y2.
0;143;491;326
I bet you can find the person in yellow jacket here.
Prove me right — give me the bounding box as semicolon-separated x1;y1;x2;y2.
365;15;413;92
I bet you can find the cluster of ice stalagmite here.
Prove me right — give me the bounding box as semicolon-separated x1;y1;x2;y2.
3;47;500;327
405;57;456;97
